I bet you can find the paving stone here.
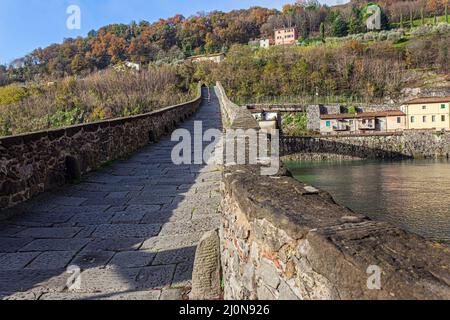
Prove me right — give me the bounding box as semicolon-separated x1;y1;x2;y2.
141;233;203;251
1;291;42;300
82;198;130;206
140;211;173;224
74;226;97;238
152;247;197;265
92;224;161;239
135;265;176;290
15;201;59;213
48;196;88;207
20;239;90;252
26;251;76;270
0;269;69;293
84;174;123;184
83;238;145;252
77;183;143;192
121;205;161;215
109;251;156;268
159;217;220;236
69;213;114;226
73;265;174;293
19;212;75;224
110;211;146;224
105;192;129;199
172;262;194;288
53;205;111;215
0;225;26;236
0;238;34;253
0;252;40;270
15;227;82;239
39;290;161;300
140;186;179;195
160;288;183;300
70;250;115;269
127;196;174;206
61;191;109;199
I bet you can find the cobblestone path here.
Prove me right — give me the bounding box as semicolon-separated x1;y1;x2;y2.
0;88;222;300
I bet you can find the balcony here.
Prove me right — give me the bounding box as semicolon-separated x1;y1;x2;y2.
358;120;376;130
332;123;349;131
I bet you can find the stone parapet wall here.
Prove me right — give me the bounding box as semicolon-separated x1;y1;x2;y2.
215;83;259;130
281;131;450;161
0;85;202;210
221;165;450;300
216;83;450;300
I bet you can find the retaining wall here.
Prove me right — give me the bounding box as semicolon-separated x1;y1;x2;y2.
0;85;202;210
281;131;450;161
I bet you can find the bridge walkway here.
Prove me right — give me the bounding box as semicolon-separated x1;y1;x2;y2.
0;87;222;300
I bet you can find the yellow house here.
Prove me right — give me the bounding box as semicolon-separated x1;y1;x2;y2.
400;97;450;131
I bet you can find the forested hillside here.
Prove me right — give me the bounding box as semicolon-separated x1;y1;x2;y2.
0;0;449;137
1;0;449;85
194;33;450;104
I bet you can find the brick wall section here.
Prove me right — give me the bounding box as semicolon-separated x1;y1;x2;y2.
0;84;202;210
281;131;450;161
217;83;450;300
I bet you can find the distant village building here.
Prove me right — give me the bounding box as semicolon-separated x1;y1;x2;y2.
260;38;274;49
187;53;225;64
274;27;298;46
400;97;450;131
113;61;141;72
320;110;406;135
125;61;141;71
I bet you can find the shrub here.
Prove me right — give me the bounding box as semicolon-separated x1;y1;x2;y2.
0;85;30;105
0;65;194;136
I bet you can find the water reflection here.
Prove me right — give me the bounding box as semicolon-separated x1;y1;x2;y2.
286;159;450;243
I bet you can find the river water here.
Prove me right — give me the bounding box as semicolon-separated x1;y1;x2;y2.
285;159;450;244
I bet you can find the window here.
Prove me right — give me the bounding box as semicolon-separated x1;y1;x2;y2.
326;121;331;127
423;116;427;123
441;104;446;109
411;116;415;123
397;117;401;124
432;115;436;122
442;115;446;122
422;105;427;110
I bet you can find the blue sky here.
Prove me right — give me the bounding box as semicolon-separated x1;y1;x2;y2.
0;0;348;64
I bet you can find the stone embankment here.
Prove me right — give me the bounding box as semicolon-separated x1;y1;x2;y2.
216;84;450;300
281;131;450;161
0;85;202;210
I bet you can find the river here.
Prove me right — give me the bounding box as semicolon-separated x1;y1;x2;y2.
285;159;450;244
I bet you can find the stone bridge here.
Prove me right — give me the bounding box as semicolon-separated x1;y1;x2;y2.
0;86;222;300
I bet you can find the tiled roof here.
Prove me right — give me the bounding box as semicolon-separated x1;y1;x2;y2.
321;110;405;120
404;96;450;105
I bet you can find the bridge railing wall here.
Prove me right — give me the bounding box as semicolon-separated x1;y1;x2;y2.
0;84;202;211
216;83;450;300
